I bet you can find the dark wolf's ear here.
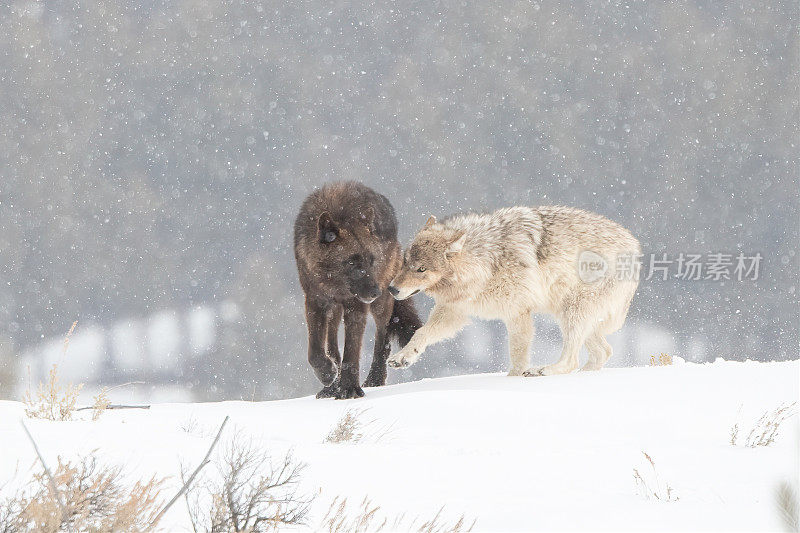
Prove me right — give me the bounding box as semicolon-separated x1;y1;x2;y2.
425;215;437;228
318;212;338;243
361;206;375;228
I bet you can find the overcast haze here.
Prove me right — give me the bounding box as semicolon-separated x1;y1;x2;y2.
0;0;797;401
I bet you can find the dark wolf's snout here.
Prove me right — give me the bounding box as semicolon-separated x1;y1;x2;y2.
346;255;382;303
354;283;381;304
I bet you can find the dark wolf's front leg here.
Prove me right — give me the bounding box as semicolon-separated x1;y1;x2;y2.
305;299;338;392
316;303;344;398
326;304;344;366
364;292;393;388
336;301;368;399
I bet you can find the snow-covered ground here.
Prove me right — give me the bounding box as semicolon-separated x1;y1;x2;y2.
1;359;798;531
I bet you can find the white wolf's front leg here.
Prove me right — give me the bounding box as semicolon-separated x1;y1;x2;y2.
387;304;468;368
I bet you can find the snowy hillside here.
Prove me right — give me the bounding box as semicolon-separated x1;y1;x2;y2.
2;359;798;531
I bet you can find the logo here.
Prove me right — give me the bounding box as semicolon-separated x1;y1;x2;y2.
578;250;608;283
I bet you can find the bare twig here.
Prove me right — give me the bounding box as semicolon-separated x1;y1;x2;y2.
182;473;200;533
105;380;146;391
148;415;229;530
184;439;312;531
20;419;74;533
76;381;149;413
76;404;151;411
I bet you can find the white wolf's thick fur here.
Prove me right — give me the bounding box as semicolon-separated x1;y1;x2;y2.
388;206;641;376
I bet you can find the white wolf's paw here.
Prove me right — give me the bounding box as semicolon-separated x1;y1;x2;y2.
526;364;576;376
387;348;420;369
522;367;545;377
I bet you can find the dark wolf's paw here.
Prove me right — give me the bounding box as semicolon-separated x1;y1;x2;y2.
363;371;386;388
312;359;339;387
316;383;340;399
334;385;365;400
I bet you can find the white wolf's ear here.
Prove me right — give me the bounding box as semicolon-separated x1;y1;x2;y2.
446;232;466;256
425;215;437;228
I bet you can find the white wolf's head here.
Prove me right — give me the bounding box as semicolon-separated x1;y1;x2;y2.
388;215;466;300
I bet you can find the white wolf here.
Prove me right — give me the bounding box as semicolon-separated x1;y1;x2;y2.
386;206;640;376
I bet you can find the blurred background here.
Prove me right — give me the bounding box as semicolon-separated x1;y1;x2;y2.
0;0;796;403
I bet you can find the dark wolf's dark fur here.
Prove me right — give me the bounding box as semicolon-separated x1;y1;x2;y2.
294;182;422;399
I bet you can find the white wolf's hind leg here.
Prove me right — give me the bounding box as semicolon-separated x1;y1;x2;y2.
524;315;589;377
525;334;583;376
506;312;534;376
582;330;612;371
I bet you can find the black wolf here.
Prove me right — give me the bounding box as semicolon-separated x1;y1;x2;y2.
293;182;421;399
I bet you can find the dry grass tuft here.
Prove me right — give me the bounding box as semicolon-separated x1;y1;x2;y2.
323;408;393;444
0;455;164;532
22;322;83;421
184;439;312;532
91;386;111;421
731;402;797;448
649;353;673;366
321;496;475;533
729;422;739;446
322;496;389;532
776;482;799;533
23;364;83;421
633;451;678;502
179;416;217;439
325;408;366;444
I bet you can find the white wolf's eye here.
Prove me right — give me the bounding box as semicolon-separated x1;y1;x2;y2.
416;266;426;273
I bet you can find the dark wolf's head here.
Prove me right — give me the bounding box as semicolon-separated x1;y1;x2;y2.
308;207;384;303
389;215;465;300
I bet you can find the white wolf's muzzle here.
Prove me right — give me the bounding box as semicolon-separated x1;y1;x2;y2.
388;285;421;300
